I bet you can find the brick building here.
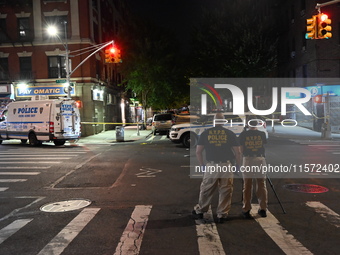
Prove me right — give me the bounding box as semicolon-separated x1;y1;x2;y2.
0;0;126;136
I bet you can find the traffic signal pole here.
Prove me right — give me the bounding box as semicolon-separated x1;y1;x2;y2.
316;0;340;10
69;40;114;77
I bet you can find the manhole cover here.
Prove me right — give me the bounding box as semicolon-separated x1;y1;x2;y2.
40;199;92;212
283;184;329;193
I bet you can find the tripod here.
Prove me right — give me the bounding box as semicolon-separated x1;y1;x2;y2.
266;174;286;214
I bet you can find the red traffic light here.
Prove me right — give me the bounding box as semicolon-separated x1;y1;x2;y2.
313;95;323;103
109;47;116;54
320;14;328;22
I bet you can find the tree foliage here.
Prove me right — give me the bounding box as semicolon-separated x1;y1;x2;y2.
119;14;189;111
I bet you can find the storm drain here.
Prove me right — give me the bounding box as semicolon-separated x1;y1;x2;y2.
283;184;329;193
40;199;92;212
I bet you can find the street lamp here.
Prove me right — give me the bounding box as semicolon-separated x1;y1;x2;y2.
47;21;71;98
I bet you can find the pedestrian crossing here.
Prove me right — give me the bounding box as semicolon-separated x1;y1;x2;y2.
0;202;339;255
292;140;340;155
0;148;88;192
146;134;169;142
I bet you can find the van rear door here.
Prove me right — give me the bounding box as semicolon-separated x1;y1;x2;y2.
54;100;80;138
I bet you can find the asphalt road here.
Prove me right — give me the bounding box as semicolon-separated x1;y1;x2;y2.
0;134;339;255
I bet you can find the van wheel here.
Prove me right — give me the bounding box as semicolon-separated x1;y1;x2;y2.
0;140;2;144
21;139;27;144
182;132;198;148
54;140;66;146
29;133;41;146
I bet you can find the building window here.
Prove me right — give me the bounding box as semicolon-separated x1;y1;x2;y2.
19;57;32;80
48;56;66;78
0;19;9;43
0;58;9;80
45;16;68;39
18;18;32;40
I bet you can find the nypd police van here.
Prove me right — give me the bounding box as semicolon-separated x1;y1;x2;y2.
0;98;81;146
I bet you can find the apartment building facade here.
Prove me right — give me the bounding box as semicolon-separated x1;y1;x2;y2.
0;0;125;136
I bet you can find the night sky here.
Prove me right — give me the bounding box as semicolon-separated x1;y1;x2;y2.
125;0;217;51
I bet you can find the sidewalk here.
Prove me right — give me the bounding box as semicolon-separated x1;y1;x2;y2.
78;125;152;144
268;124;340;141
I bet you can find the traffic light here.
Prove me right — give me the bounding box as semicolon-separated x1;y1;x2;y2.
306;15;317;39
113;49;122;63
75;100;83;108
313;95;323;103
317;13;332;39
105;47;116;63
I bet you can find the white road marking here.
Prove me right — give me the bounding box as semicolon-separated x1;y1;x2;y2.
0;179;27;182
146;136;155;141
307;145;340;147
37;208;100;255
195;208;226;255
0;166;50;169
136;168;162;177
114;205;152;255
0;172;40;175
0;219;33;244
0;157;70;160
0;187;9;192
160;135;168;140
251;204;312;255
306;201;340;228
0;162;61;164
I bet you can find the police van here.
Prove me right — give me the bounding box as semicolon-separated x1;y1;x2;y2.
0;98;81;146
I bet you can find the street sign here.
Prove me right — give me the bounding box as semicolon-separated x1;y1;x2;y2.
56;79;67;83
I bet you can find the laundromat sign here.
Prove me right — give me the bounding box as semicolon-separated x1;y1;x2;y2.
16;85;75;97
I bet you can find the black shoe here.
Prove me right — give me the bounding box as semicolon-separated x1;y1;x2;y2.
258;209;267;217
242;210;252;219
192;210;203;219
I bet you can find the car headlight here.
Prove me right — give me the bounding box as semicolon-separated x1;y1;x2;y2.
171;127;182;132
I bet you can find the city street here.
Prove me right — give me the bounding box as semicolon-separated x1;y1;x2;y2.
0;128;339;255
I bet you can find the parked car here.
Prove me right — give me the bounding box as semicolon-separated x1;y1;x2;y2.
152;113;174;135
169;112;268;148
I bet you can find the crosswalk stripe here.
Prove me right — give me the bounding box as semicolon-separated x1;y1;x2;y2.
0;179;27;182
0;166;50;169
114;205;152;255
0;172;40;175
306;201;340;228
195;208;226;255
0;219;33;244
0;187;9;192
37;208;100;255
0;157;71;160
251;204;312;255
146;136;155;141
0;152;86;155
160;135;168;140
0;162;61;164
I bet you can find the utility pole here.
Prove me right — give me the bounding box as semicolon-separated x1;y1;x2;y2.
316;0;340;11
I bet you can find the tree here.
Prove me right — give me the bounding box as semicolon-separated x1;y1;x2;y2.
119;14;189;115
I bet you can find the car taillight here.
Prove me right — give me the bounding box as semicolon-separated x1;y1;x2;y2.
49;122;54;133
